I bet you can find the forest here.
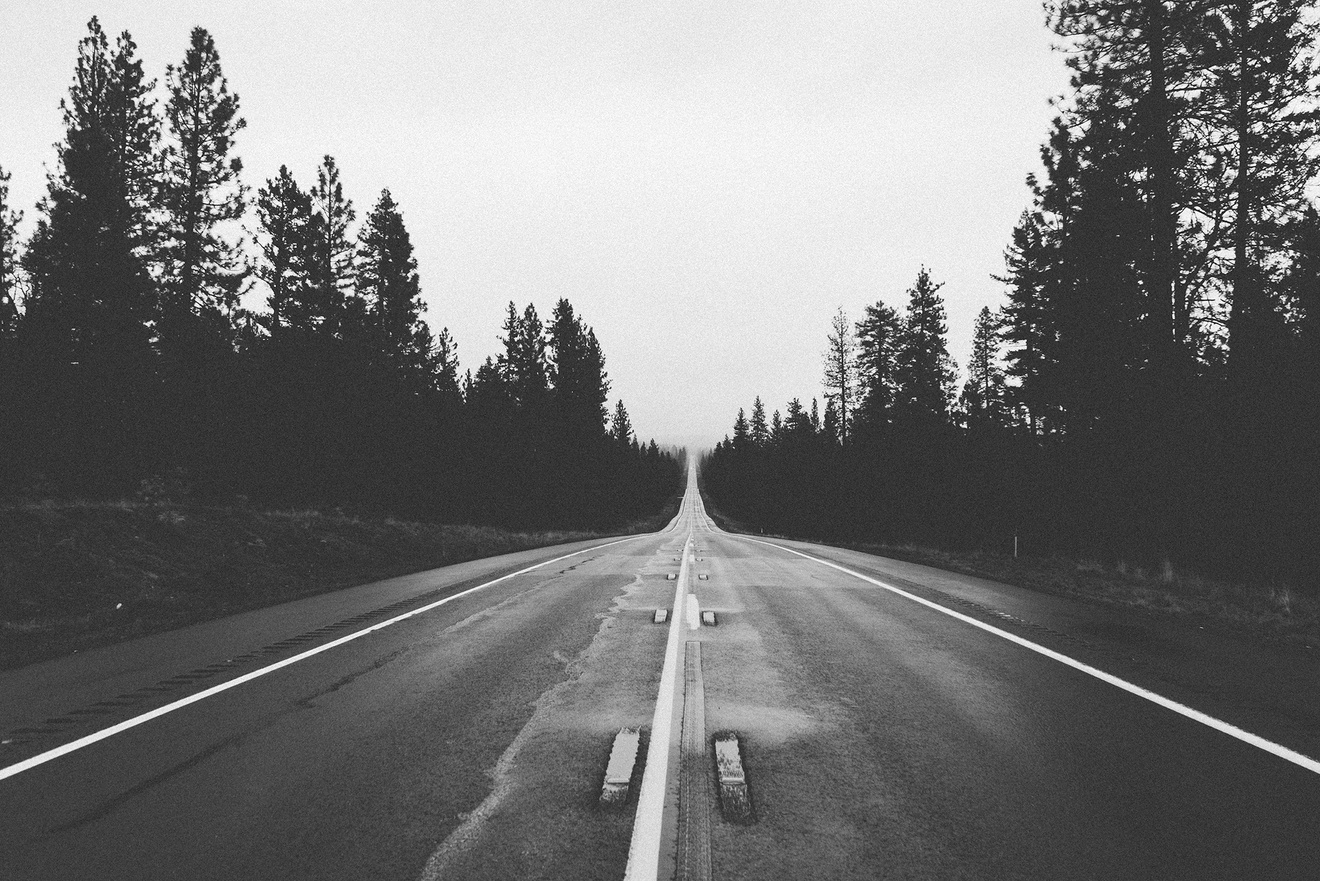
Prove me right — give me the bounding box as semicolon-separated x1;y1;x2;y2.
704;0;1320;588
0;18;680;529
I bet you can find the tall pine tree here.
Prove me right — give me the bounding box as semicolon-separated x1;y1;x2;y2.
893;267;956;424
821;307;858;445
855;299;902;432
22;19;159;365
548;298;609;435
959;306;1008;426
356;188;432;383
252;165;316;336
309;155;356;335
159;26;247;358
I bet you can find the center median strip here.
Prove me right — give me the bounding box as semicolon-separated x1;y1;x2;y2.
623;533;692;881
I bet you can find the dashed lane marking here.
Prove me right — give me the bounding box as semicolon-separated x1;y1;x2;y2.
686;595;702;631
601;728;641;806
714;734;753;823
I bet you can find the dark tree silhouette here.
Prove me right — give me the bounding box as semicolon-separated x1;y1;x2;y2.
22;18;159;366
959;307;1007;427
309;155;356;335
252;165;316;336
356;189;433;384
0;165;20;345
821;307;857;445
893;267;956;425
855;299;902;433
159;26;247;360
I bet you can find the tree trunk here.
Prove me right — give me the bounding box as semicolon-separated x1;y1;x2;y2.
1229;0;1253;363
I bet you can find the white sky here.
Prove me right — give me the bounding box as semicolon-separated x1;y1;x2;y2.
1;2;1071;448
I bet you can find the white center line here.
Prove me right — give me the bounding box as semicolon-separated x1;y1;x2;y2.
739;535;1320;777
0;535;646;784
624;534;692;881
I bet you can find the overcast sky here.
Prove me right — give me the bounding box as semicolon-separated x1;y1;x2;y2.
1;2;1071;448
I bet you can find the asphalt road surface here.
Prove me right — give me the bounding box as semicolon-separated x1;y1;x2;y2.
4;460;1320;880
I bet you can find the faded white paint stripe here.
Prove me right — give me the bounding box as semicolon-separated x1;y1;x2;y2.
0;535;645;783
741;536;1320;776
686;594;701;631
623;533;691;881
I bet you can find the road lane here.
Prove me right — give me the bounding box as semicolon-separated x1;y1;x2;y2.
686;513;1320;879
0;522;690;880
4;460;1320;879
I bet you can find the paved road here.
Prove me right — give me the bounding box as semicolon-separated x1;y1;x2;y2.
3;460;1320;879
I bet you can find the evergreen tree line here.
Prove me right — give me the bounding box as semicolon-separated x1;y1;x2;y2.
706;1;1320;586
0;18;679;527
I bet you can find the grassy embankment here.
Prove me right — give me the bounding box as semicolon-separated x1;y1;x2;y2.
701;502;1320;650
0;495;680;671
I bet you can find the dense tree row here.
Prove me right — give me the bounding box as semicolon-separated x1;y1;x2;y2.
0;18;679;527
706;2;1320;586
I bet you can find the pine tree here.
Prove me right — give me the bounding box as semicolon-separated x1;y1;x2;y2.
784;398;812;441
999;208;1057;432
500;301;550;410
1201;1;1320;371
1049;1;1213;358
822;307;858;444
22;19;159;364
159;26;247;356
823;398;840;445
610;399;635;447
0;164;20;344
855;299;903;430
732;407;750;452
309;155;355;334
356;188;431;381
893;267;957;424
750;396;769;447
432;326;462;406
253;165;316;336
549;298;610;435
960;306;1008;426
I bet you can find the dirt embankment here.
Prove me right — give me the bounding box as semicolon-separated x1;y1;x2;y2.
0;500;674;670
700;500;1320;651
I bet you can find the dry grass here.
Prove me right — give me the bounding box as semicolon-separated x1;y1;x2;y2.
840;541;1320;648
0;499;650;670
699;501;1320;648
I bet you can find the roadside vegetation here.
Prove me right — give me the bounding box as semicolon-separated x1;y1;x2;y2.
0;489;681;671
0;15;686;671
704;4;1320;611
702;501;1320;651
0;17;682;529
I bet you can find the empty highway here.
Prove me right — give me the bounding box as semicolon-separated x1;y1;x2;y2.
3;460;1320;879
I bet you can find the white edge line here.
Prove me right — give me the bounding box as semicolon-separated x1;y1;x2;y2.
0;534;646;784
737;534;1320;777
623;533;692;881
